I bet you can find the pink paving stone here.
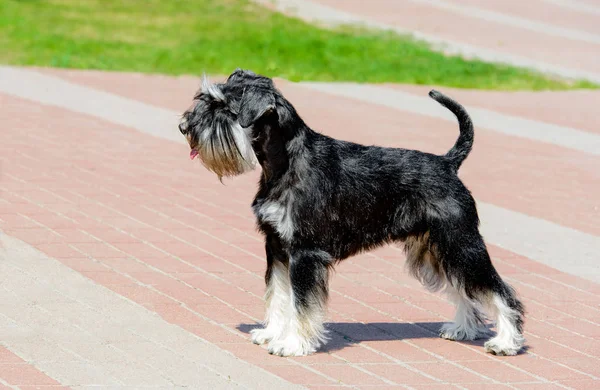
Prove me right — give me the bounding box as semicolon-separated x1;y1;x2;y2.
221;273;266;295
512;273;600;303
182;322;247;344
82;227;140;243
0;363;60;386
524;337;592;359
554;357;600;378
59;257;111;272
0;214;39;229
549;317;600;338
192;304;256;324
33;243;85;259
30;213;78;229
558;379;600;390
361;340;438;363
99;257;153;273
149;278;216;306
310;364;389;385
405;338;484;362
4;227;63;245
288;351;342;365
358;363;439;385
506;355;591;381
409;361;492;384
205;285;264;306
51;228;99;243
232;304;265;320
125;270;176;286
459;360;540;383
371;302;441;323
111;241;170;259
459;384;516;390
0;348;26;364
331;303;399;323
152;303;205;324
71;242;125;258
79;270;133;285
256;364;337;385
331;345;394;364
177;254;249;274
410;385;492;390
219;343;295;366
136;255;200;274
525;319;583;341
108;284;177;306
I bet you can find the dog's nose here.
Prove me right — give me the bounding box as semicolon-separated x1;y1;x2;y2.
179;118;188;134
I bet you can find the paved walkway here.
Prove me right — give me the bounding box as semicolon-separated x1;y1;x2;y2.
0;65;598;389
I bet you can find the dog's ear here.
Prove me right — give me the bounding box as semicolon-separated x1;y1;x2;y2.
238;86;276;128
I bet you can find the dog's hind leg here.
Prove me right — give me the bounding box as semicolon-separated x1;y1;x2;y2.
267;249;331;357
432;226;525;356
251;237;291;346
405;233;490;341
439;286;491;341
482;282;525;356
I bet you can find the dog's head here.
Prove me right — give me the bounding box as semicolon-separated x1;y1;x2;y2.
179;69;288;179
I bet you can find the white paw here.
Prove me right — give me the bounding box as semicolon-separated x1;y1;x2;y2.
439;323;491;341
484;337;521;356
250;328;277;345
267;335;315;357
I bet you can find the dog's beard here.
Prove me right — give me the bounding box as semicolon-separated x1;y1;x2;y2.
191;120;258;180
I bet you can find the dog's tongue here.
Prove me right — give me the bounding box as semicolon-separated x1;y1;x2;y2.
190;149;199;160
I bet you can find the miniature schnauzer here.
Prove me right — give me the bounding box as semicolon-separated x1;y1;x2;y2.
179;69;525;357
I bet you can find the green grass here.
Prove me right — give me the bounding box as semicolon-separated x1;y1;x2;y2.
0;0;595;90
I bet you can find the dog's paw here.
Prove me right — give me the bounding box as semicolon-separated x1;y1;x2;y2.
439;322;491;341
267;336;315;357
250;328;276;345
484;338;521;356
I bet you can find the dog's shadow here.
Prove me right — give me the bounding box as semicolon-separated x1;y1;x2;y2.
237;321;484;353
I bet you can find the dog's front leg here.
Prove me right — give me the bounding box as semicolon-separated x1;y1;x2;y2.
251;236;290;346
267;249;331;357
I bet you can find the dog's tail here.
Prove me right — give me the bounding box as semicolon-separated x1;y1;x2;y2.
428;90;474;172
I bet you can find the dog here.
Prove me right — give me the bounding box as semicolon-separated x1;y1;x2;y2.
179;69;525;357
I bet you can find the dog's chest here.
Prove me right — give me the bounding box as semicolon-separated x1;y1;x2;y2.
253;197;295;241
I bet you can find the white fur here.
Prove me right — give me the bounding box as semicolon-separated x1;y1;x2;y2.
254;198;295;242
267;283;327;357
484;294;525;356
252;257;327;357
201;75;226;102
230;121;259;170
251;261;291;345
440;287;490;341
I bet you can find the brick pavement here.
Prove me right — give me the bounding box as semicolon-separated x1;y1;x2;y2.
0;66;598;388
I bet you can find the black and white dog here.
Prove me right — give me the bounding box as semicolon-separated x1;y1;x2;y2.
179;69;525;357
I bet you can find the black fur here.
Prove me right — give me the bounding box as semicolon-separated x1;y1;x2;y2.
180;69;525;356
